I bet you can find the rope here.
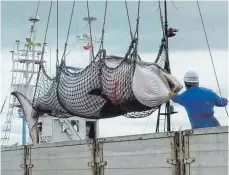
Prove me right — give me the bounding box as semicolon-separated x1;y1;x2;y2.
171;1;178;11
163;0;170;74
99;0;108;50
61;1;75;62
196;0;229;116
132;0;141;59
154;1;166;64
56;0;59;69
154;1;173;133
153;30;164;132
123;0;141;59
133;0;140;39
66;42;77;57
158;1;166;39
40;2;53;63
33;1;53;104
125;0;133;40
86;0;95;61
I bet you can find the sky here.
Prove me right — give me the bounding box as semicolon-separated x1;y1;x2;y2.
0;0;228;145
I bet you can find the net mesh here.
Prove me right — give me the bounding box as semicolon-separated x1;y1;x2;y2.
32;40;167;119
32;67;73;118
154;38;167;69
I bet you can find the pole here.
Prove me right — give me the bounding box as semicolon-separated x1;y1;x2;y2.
164;0;170;73
164;0;171;132
21;17;39;145
22;116;26;145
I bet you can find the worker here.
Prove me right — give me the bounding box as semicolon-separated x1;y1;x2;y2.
168;70;228;129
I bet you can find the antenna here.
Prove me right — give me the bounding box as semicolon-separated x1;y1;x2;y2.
77;17;100;63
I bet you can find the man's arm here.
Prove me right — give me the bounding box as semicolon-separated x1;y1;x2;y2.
168;91;184;105
212;91;228;107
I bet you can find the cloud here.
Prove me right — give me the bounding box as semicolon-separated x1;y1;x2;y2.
1;1;228;51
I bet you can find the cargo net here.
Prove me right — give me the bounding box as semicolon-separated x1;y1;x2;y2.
32;47;163;119
32;66;73;118
154;38;167;69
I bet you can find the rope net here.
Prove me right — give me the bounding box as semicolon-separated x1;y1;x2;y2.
154;37;167;69
32;40;167;119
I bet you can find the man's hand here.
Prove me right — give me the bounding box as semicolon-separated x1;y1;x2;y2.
162;72;180;92
168;91;175;99
222;98;228;106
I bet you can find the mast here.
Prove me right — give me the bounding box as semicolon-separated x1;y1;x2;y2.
164;0;171;132
164;0;170;74
1;16;47;146
156;0;177;133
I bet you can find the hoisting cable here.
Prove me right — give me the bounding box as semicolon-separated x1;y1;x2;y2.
86;0;95;61
33;1;53;104
124;0;141;60
39;2;53;63
131;0;141;59
154;1;166;64
125;0;134;40
196;0;229;117
158;1;166;39
56;0;59;69
61;1;75;62
99;0;108;50
133;0;140;39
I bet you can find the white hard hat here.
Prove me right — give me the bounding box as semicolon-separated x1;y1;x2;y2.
184;70;199;83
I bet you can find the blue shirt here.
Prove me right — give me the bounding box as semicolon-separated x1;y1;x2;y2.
171;86;228;129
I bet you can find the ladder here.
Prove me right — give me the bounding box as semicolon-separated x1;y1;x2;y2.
1;72;18;146
58;119;81;140
155;103;177;132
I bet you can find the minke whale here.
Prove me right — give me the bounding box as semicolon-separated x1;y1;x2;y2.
11;55;183;145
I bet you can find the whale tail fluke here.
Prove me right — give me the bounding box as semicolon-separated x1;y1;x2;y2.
11;91;39;145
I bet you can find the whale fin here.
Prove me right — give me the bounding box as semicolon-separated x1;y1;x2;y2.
11;91;39;145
